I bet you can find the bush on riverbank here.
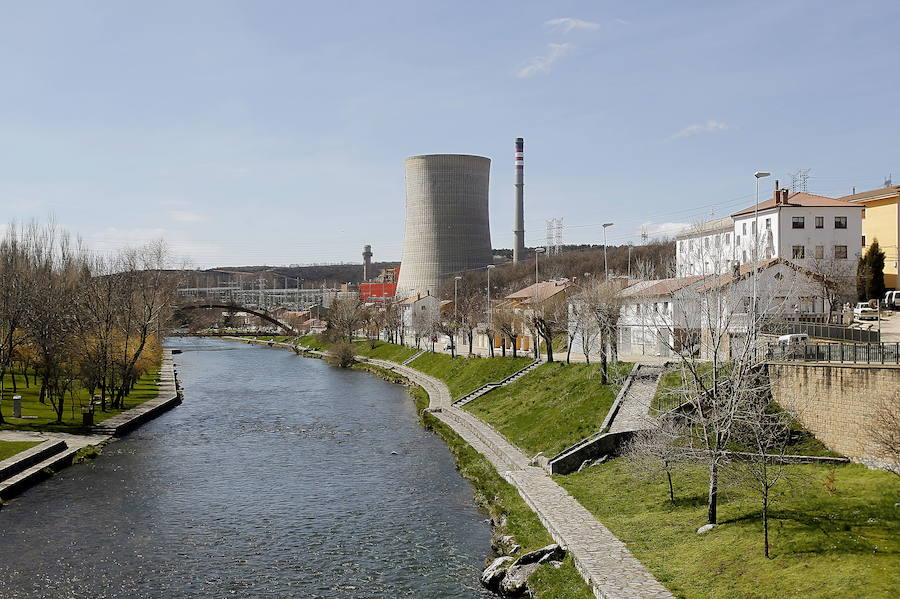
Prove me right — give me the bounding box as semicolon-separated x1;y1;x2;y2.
466;361;631;457
327;342;355;368
558;459;899;598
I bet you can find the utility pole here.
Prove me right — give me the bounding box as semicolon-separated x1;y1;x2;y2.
534;247;546;285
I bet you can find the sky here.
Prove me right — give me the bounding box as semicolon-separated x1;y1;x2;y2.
1;0;899;268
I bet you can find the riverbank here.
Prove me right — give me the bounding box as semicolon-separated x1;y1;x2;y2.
0;351;180;501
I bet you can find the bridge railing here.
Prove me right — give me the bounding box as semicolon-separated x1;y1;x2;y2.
767;342;900;365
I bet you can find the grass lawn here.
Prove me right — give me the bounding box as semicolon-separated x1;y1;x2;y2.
421;408;594;599
466;361;632;457
0;367;161;433
410;352;533;400
558;458;900;599
351;340;420;363
0;440;41;461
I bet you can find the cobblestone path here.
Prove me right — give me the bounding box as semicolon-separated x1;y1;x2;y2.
366;358;674;599
608;364;666;434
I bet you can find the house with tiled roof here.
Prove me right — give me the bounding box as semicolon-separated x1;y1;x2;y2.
840;184;899;290
614;259;827;359
675;188;862;292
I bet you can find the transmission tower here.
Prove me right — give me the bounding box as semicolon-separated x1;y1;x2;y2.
544;218;563;255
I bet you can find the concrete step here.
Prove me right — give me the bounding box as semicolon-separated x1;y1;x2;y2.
0;439;67;482
0;444;81;500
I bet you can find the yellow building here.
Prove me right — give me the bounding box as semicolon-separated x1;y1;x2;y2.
841;184;900;290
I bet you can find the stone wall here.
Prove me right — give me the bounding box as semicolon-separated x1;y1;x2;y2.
768;362;899;462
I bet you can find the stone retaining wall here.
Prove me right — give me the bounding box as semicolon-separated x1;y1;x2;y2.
768;362;900;463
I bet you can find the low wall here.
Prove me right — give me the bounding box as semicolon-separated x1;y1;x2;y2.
768;362;900;463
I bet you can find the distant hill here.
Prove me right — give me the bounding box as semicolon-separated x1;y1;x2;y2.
180;240;674;293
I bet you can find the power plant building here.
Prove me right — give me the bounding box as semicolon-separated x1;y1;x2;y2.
395;154;493;298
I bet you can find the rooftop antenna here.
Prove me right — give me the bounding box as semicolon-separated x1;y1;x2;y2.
640;227;648;244
790;169;810;193
885;174;893;187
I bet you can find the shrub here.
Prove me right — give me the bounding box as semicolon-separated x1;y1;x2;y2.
328;342;356;368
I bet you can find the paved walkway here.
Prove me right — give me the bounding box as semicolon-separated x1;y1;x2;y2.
608;364;666;434
365;357;674;599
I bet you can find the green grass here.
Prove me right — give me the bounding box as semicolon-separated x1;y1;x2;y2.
0;440;41;461
466;361;632;457
410;352;532;400
299;334;331;351
0;367;161;433
558;459;900;599
351;340;419;363
421;408;594;599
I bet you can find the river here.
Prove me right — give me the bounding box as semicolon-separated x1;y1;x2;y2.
0;337;493;598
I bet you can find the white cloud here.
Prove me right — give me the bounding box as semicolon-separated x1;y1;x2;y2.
169;210;206;223
639;221;691;239
670;120;730;140
545;17;601;33
517;43;573;78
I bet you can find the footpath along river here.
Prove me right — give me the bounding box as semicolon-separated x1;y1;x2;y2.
0;337;494;598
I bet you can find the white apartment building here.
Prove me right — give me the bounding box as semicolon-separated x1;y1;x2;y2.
675;217;735;276
676;190;863;280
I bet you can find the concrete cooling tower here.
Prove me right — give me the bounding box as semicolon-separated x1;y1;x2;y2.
395;154;492;298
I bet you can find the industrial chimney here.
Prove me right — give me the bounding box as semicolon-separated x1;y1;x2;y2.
513;137;525;264
362;244;373;281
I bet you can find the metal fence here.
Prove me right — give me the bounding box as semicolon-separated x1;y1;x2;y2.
767;342;900;365
762;321;880;343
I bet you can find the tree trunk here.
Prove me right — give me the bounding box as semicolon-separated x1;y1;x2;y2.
566;336;573;363
763;488;770;558
666;463;675;503
707;459;719;524
544;334;554;362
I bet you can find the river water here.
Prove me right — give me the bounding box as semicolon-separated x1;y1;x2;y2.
0;338;493;598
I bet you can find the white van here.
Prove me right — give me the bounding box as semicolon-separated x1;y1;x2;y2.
883;290;900;310
777;333;809;345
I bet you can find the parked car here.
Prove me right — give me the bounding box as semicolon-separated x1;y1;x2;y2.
853;302;879;320
884;290;900;310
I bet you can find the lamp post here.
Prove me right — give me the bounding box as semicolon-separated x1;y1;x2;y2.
453;275;462;351
534;247;545;285
602;223;614;280
487;264;496;353
752;171;771;348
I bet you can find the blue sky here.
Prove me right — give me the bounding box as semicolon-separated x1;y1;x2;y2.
2;1;898;267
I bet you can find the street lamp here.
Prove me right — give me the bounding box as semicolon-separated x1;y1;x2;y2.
602;223;614;280
453;275;462;352
487;264;496;352
534;247;546;285
752;171;771;347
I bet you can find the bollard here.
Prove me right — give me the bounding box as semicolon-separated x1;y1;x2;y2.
82;405;94;428
12;395;21;418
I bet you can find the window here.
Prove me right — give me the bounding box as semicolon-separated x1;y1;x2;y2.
792;245;805;259
736;234;741;245
815;216;824;229
742;250;747;262
834;245;848;259
752;221;757;234
705;237;709;248
815;245;824;259
834;216;847;229
725;233;730;244
862;235;866;247
715;236;721;248
742;223;747;235
765;218;771;230
792;216;805;229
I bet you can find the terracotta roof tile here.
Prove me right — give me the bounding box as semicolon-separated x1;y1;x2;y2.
731;192;859;217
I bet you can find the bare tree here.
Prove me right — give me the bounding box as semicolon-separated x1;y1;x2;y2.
730;399;795;558
494;306;521;358
626;421;687;503
582;280;623;384
529;294;568;362
328;296;366;343
0;224;30;424
870;398;900;476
